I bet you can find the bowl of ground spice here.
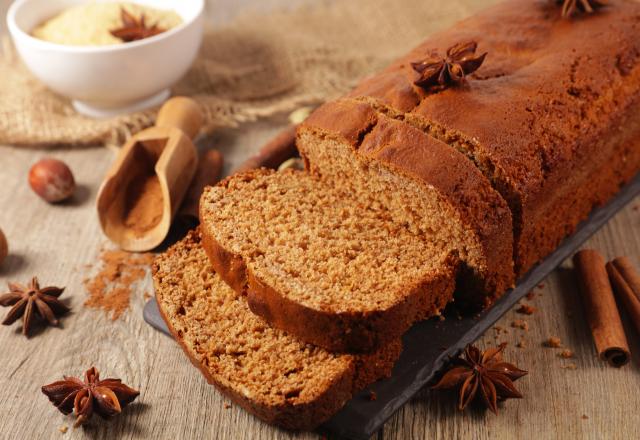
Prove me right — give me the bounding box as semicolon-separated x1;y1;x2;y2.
7;0;204;117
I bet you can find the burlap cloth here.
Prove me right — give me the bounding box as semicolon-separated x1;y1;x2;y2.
0;0;497;148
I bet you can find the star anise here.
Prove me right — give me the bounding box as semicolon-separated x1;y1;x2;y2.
110;8;166;43
0;277;69;336
557;0;608;18
411;41;487;91
42;366;140;427
432;343;527;414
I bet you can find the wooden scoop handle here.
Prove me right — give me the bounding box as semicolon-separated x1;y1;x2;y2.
155;96;203;140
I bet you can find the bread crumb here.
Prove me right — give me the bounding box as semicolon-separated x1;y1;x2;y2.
511;319;529;331
561;363;577;370
516;339;527;348
368;390;377;401
143;291;151;300
493;325;508;334
59;425;68;434
558;349;574;359
582;414;589;420
516;304;536;315
224;403;231;409
544;337;562;348
525;291;536;300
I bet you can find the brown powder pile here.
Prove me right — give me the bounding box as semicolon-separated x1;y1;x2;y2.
84;248;155;320
123;173;163;237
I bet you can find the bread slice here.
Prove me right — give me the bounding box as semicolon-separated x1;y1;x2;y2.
153;229;401;430
297;100;514;302
200;169;457;353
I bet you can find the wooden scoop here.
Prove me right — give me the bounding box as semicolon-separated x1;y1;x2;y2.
97;97;203;252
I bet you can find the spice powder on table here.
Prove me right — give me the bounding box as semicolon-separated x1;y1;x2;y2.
84;248;154;320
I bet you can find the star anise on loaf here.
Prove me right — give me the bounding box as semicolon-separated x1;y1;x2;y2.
432;343;527;414
110;8;166;42
42;366;140;427
411;41;487;91
557;0;608;18
0;277;69;336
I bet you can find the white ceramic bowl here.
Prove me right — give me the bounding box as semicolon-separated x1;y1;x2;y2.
7;0;204;118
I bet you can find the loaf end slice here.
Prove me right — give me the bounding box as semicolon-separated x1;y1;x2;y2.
200;169;457;353
153;230;400;430
298;100;515;305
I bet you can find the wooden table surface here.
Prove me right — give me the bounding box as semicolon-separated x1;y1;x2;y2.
1;1;639;439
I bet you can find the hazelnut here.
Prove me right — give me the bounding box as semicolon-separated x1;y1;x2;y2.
0;228;7;266
28;158;76;203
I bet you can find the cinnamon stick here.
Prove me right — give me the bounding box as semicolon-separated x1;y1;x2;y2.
233;125;298;174
607;257;640;336
610;257;640;299
178;149;224;220
573;249;630;367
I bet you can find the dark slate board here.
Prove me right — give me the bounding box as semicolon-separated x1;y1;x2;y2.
144;173;640;440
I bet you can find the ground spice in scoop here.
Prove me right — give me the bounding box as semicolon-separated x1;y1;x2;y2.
123;171;163;237
84;248;154;320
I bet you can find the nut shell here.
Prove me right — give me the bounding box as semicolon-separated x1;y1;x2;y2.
277;158;305;172
28;158;76;203
288;106;314;125
0;228;7;267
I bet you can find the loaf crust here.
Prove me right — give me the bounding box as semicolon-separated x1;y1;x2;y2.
200;170;458;353
346;0;640;274
153;230;401;430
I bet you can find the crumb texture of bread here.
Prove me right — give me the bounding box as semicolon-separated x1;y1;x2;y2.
153;230;400;430
346;0;640;274
201;169;457;352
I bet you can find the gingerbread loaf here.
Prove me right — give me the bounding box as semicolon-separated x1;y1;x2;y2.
200;0;640;354
344;0;640;275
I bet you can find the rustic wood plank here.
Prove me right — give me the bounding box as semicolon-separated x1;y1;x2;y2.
0;0;639;439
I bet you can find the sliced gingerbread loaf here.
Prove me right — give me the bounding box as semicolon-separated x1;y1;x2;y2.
153;230;401;430
200;168;458;353
345;0;640;275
